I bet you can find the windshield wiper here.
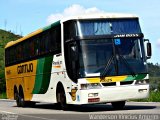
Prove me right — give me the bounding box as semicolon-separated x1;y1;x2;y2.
116;46;136;77
100;54;114;80
100;48;136;80
100;39;119;80
119;54;136;77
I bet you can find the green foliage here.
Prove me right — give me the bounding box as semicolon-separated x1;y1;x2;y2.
148;62;160;77
148;63;160;90
0;70;5;93
0;29;22;94
133;91;160;102
0;92;7;99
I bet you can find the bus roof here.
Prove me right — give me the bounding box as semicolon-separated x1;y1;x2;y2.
5;13;138;49
60;13;138;23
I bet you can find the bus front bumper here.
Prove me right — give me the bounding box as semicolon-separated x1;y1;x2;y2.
68;84;149;104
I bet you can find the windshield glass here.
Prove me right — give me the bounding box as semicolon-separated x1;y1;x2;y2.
79;38;147;78
77;19;141;36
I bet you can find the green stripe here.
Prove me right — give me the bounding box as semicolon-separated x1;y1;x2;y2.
135;74;147;80
124;74;147;81
32;55;53;94
43;21;60;31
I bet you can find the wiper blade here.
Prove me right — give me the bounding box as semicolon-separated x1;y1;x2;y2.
115;45;136;77
119;55;136;77
100;55;114;80
100;39;136;79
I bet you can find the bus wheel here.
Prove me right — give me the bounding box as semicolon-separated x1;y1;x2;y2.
14;92;21;107
111;101;126;110
19;95;25;107
57;86;67;110
18;87;26;107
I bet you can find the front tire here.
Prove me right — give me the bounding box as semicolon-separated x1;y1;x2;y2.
56;86;67;110
111;101;126;110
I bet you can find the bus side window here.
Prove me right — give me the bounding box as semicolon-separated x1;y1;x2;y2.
19;44;22;61
55;26;61;50
23;41;29;59
22;42;25;60
30;40;35;57
39;34;45;55
10;47;13;63
5;49;9;65
15;45;18;61
45;31;50;53
16;44;22;61
50;28;56;52
9;48;11;64
34;36;39;56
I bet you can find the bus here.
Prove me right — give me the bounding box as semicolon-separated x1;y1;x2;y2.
5;13;151;110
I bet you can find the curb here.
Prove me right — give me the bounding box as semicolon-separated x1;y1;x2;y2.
0;99;15;102
128;101;160;103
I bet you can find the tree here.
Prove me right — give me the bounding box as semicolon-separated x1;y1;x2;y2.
0;29;22;93
0;70;6;93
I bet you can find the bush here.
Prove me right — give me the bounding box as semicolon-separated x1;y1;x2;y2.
158;84;160;91
0;92;7;99
133;91;160;102
0;70;6;93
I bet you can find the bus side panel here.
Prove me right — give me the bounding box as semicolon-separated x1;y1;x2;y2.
5;60;38;101
6;78;14;99
24;76;36;101
32;55;53;94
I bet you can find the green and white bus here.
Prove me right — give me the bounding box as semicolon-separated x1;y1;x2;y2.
5;13;151;109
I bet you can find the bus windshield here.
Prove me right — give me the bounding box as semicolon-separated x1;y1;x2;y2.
64;19;146;79
79;37;147;77
76;18;141;36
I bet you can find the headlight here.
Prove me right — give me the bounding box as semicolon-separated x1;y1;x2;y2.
81;83;102;90
135;79;149;85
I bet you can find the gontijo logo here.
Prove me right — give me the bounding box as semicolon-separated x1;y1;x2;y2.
17;63;33;74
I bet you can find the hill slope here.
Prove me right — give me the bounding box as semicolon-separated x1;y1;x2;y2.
0;29;22;92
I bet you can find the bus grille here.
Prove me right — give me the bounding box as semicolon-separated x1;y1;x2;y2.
120;81;133;85
102;81;133;87
102;82;116;86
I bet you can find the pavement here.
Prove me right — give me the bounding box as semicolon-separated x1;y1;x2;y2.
0;100;160;120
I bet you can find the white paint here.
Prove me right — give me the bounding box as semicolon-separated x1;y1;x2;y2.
0;110;57;120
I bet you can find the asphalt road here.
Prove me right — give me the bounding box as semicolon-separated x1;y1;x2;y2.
0;100;160;120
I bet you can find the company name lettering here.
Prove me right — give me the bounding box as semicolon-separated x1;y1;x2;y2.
114;34;139;38
53;61;62;65
17;63;33;74
100;78;112;83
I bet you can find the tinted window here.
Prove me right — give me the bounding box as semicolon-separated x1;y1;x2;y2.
5;24;61;66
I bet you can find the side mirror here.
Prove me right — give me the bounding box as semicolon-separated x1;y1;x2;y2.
147;42;152;57
144;39;152;59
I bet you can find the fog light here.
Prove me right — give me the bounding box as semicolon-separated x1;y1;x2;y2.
138;89;147;92
88;93;98;97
